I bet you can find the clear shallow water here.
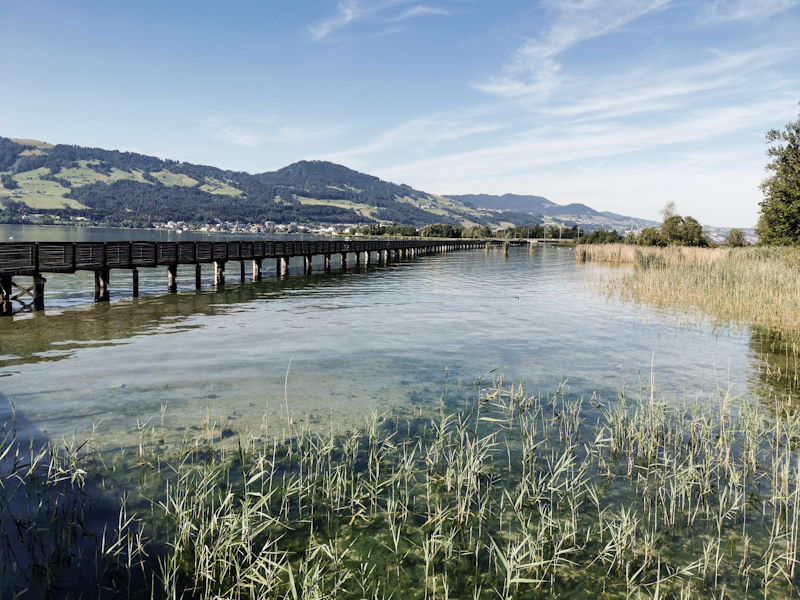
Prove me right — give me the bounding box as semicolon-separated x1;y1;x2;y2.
0;226;759;450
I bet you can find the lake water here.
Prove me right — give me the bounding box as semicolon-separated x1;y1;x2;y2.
0;225;762;452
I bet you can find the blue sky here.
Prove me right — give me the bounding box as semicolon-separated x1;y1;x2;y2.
1;0;798;226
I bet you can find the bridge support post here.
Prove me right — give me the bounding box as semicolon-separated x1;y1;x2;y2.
0;276;11;315
324;254;331;270
214;261;225;286
253;259;262;281
167;264;178;292
0;276;12;303
240;261;245;282
363;251;369;266
133;268;139;297
341;253;347;269
195;264;202;289
280;257;289;276
304;256;312;273
94;269;109;302
33;275;46;311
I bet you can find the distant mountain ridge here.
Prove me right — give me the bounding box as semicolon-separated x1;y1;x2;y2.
0;136;655;230
446;193;653;227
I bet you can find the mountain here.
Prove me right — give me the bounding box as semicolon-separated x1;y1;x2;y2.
446;193;658;229
1;138;542;229
0;137;654;231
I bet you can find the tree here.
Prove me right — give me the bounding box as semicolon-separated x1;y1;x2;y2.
660;201;677;222
638;227;666;247
756;103;800;245
679;216;708;247
661;214;683;243
0;173;17;190
726;228;747;247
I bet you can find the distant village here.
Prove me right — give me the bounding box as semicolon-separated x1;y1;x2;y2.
152;219;363;236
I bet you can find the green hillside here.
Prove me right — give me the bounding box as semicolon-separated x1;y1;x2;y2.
0;137;534;229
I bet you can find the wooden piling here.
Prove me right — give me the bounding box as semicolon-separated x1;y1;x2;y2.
94;268;110;302
167;264;178;292
0;275;11;302
253;259;262;281
280;257;289;276
133;267;139;296
324;254;331;270
341;253;347;268
214;261;225;286
33;275;46;311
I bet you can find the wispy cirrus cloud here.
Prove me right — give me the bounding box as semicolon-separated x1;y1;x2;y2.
309;0;451;40
389;5;450;21
316;106;506;167
536;45;794;121
703;0;798;21
309;0;368;40
475;0;673;99
199;117;348;147
369;97;797;224
377;98;794;182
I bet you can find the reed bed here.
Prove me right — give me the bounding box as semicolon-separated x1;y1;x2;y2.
577;244;800;334
7;374;800;598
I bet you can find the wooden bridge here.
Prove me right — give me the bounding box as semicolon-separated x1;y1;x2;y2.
0;238;484;314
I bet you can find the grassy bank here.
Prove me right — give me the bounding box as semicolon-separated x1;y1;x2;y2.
5;374;800;598
576;244;800;334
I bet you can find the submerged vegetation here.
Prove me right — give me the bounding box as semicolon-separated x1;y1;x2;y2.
5;371;800;598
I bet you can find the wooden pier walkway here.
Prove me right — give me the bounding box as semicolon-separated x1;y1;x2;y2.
0;238;483;314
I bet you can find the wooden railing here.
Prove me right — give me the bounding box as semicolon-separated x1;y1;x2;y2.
0;239;481;276
0;238;484;313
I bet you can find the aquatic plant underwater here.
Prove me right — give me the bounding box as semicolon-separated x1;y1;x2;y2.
5;370;800;599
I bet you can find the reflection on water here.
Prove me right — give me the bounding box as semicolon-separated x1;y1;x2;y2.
0;232;768;453
749;327;800;403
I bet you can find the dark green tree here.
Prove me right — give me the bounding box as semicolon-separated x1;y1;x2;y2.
756;104;800;245
638;227;666;247
678;216;708;247
661;214;683;243
726;228;746;247
1;173;18;189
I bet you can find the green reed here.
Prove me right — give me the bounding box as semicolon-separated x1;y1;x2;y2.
9;373;800;598
577;244;800;335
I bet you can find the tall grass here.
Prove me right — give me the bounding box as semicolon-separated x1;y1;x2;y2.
577;244;800;334
8;373;800;598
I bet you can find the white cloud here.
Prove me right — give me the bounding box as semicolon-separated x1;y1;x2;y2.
537;45;793;122
309;0;450;39
389;5;450;21
703;0;798;21
376;99;792;179
205;125;265;147
476;0;673;99
316;106;506;166
199;117;348;147
309;0;367;40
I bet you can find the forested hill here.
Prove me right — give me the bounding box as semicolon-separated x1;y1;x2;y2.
1;137;536;228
